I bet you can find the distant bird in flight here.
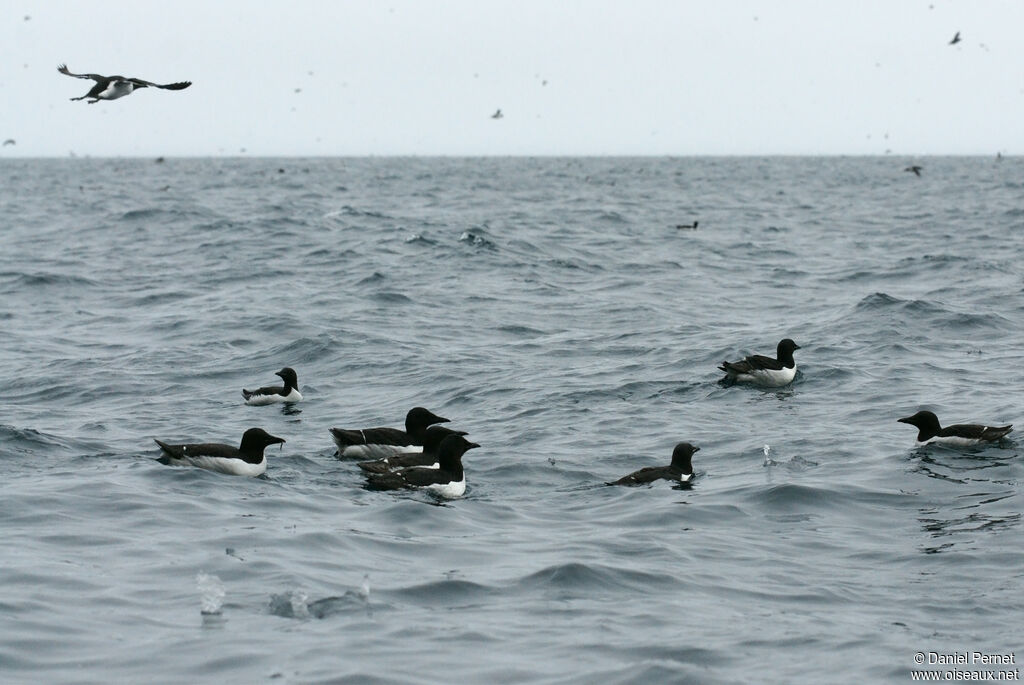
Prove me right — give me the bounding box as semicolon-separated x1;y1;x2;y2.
2;139;14;146
57;64;192;103
949;31;961;45
491;108;504;119
904;165;922;177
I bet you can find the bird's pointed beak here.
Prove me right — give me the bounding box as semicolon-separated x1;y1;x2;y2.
692;446;701;452
897;417;910;424
466;442;480;450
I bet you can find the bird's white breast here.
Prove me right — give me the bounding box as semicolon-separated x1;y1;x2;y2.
343;444;421;460
245;388;303;406
735;365;797;387
923;435;982;448
168;454;266;477
426;477;465;499
101;81;135;100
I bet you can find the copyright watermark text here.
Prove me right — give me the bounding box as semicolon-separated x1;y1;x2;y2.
911;652;1018;681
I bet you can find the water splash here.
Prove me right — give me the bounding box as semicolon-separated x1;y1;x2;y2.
762;444;777;467
270;590;310;619
359;574;371;602
196;571;225;616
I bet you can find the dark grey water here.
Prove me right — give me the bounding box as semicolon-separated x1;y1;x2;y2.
1;157;1021;684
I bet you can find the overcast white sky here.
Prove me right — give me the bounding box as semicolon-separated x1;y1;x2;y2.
2;1;1022;156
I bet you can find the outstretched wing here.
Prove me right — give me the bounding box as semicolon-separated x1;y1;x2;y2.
57;64;104;82
128;77;192;90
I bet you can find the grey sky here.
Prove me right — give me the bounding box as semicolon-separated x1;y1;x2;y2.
2;1;1021;156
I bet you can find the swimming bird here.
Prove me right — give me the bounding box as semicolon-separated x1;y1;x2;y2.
949;31;961;45
491;108;504;119
904;165;922;177
330;406;450;459
357;425;469;474
154;427;285;476
242;367;302;405
675;220;699;230
58;64;192;103
897;410;1012;447
609;442;698;486
718;338;800;387
364;434;479;498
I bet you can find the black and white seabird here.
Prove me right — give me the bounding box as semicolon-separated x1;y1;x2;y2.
58;64;192;103
364;434;479;498
949;31;961;45
330;406;450;459
242;367;302;405
357;425;469;474
904;165;923;177
898;410;1012;447
675;220;699;230
154;427;285;477
718;338;800;387
609;442;698;486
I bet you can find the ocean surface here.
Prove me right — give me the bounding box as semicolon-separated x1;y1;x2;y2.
1;156;1021;684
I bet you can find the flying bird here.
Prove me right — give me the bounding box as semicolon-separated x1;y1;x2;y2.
491;108;504;119
2;139;14;146
57;64;192;103
904;165;922;177
949;31;961;45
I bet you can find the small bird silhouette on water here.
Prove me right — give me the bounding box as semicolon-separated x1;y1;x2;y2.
675;220;699;230
58;64;192;103
949;31;961;45
491;108;503;119
904;165;922;177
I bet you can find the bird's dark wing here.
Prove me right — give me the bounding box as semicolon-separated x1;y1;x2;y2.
155;439;240;459
242;384;284;399
943;423;1012;441
331;426;411;447
357;460;392;474
57;64;104;81
396;466;451;487
722;354;783;374
128;77;192;90
364;472;406;490
357;452;436;473
609;466;663;485
154;439;185;459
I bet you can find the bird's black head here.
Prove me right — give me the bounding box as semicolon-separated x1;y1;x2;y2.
778;338;800;352
671;442;699;471
406;407;450;434
422;424;469;453
437;434;480;469
275;367;299;389
777;338;801;365
898;410;939;430
239;427;286;454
